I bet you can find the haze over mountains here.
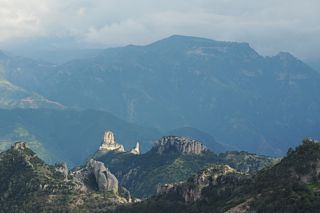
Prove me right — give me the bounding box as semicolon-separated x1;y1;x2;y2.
0;35;319;160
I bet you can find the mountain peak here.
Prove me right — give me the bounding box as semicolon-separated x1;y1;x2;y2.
147;35;259;58
150;34;219;47
166;34;215;42
276;51;297;60
151;136;208;155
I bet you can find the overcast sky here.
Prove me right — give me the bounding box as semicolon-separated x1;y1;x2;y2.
0;0;319;60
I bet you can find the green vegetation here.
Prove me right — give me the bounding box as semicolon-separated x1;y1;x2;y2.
1;138;320;212
251;139;320;212
96;147;277;197
116;139;320;213
0;143;128;212
0;124;59;164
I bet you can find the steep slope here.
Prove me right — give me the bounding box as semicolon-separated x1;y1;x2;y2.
0;78;62;109
4;35;320;156
95;135;277;197
119;139;320;213
0;109;162;166
0;51;63;109
0;142;131;212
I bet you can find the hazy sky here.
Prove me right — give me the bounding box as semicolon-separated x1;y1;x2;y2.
0;0;319;59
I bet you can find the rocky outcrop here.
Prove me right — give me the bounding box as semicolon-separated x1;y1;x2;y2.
119;186;132;203
225;198;254;213
151;136;208;155
157;165;243;202
130;142;140;155
87;159;119;193
55;163;68;180
0;141;133;212
99;130;125;152
12;142;27;150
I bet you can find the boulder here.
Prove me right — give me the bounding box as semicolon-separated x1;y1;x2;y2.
87;159;119;193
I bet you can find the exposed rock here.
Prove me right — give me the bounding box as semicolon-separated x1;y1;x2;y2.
12;142;27;150
99;130;125;152
157;183;179;194
130;142;140;155
119;186;132;203
151;136;208;155
55;163;69;180
0;142;132;212
225;198;254;213
157;165;241;202
87;159;119;193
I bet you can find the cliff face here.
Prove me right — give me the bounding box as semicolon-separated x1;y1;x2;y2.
151;136;208;155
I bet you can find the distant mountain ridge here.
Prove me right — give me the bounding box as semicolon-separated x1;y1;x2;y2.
0;52;63;109
0;109;162;166
1;35;320;156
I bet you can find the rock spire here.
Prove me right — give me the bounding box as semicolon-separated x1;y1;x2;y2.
130;142;140;155
99;130;125;152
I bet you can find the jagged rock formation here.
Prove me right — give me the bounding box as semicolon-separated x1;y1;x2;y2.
55;162;69;180
99;130;125;152
87;159;119;193
119;139;320;213
94;135;277;197
119;186;132;203
12;141;27;150
157;165;240;202
130;142;140;155
151;136;208;155
0;142;132;212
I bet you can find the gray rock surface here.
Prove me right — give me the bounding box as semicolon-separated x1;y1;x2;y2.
87;159;119;193
151;136;208;155
157;165;239;202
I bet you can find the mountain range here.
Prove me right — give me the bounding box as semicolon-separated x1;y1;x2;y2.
118;139;320;213
1;133;319;212
0;35;319;158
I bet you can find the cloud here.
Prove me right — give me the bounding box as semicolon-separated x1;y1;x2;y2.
0;1;43;40
0;0;319;59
